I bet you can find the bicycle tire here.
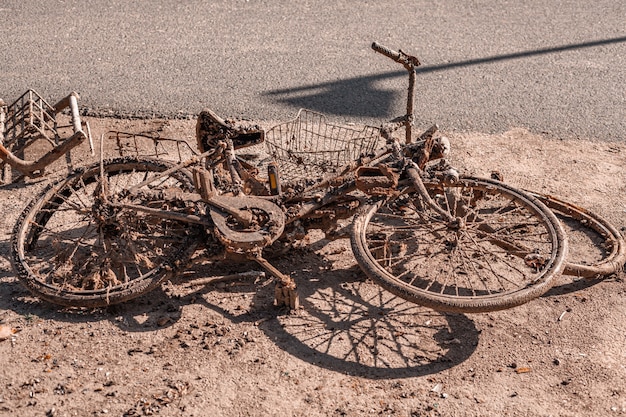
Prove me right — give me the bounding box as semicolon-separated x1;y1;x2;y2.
12;157;199;308
529;192;625;278
350;176;568;313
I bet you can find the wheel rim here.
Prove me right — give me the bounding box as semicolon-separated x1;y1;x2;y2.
14;159;196;304
354;177;567;312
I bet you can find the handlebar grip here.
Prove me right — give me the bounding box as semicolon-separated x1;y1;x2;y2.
68;92;83;134
371;42;402;61
52;92;84;134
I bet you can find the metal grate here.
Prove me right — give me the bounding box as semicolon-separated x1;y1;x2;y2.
3;90;59;147
104;131;199;162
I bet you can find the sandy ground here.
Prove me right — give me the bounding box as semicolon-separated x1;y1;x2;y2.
0;116;625;417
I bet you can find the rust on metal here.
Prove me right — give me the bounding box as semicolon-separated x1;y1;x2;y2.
9;41;625;316
210;195;285;252
0;90;89;181
355;164;399;196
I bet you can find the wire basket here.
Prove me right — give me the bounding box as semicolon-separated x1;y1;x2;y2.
264;109;382;185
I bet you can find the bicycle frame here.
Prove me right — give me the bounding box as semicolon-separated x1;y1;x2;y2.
83;43;453;309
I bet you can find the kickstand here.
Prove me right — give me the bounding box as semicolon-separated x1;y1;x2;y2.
248;252;300;310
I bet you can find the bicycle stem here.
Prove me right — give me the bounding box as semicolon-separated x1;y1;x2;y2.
371;42;420;144
404;164;458;226
406;70;415;144
386;135;459;226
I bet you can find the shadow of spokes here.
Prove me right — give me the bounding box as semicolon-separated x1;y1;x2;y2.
260;273;479;379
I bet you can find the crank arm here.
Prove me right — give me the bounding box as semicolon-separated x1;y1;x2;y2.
204;197;253;227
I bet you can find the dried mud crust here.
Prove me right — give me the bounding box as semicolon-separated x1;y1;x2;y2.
0;117;624;417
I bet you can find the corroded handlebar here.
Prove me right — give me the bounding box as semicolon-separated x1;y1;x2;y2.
371;42;421;70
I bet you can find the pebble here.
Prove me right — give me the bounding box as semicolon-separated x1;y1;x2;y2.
431;383;443;393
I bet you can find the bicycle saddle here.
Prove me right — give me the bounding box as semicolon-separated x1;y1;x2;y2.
196;108;264;153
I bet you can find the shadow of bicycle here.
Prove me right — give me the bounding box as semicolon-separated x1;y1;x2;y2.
184;241;480;379
262;274;478;379
263;35;626;120
0;231;479;379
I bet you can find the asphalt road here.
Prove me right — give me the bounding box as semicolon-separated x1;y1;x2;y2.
1;1;624;141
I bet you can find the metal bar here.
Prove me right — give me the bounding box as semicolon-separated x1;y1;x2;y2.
406;70;415;144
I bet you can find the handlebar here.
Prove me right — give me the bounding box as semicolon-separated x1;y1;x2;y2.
53;92;83;135
371;42;401;60
371;42;421;71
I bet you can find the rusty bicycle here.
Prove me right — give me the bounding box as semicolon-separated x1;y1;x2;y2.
11;43;625;313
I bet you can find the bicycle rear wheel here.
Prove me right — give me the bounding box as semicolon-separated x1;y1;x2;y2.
12;157;199;307
351;176;568;313
529;193;625;278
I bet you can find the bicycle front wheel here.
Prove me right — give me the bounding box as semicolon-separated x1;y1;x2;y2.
12;157;199;308
351;176;568;313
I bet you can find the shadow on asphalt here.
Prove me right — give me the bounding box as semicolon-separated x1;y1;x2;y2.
264;35;626;119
